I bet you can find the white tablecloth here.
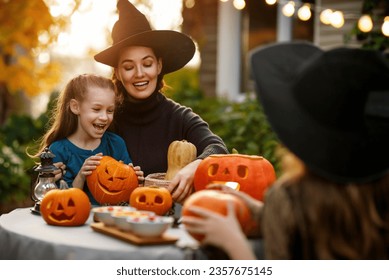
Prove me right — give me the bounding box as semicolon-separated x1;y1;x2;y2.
0;208;200;260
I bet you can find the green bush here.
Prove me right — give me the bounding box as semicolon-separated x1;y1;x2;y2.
0;114;47;204
0;93;56;206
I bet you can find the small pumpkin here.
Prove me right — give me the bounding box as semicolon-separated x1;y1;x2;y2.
129;186;173;216
182;189;253;241
165;140;197;180
86;156;138;205
40;180;90;226
193;154;276;201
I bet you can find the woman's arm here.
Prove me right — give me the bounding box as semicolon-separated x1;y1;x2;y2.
167;107;229;203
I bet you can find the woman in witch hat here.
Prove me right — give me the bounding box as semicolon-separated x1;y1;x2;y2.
94;0;228;203
183;42;389;259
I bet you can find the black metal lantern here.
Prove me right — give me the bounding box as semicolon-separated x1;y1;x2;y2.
31;147;59;214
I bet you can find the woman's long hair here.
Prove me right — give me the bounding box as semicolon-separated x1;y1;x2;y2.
32;74;117;158
279;151;389;259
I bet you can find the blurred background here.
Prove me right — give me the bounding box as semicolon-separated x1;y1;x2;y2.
1;0;388;213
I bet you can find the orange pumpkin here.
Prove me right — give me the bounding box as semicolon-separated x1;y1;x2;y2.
193;154;276;201
129;186;173;216
86;156;138;205
40;182;90;226
182;189;253;241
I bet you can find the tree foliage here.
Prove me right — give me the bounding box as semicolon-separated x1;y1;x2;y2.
0;0;80;97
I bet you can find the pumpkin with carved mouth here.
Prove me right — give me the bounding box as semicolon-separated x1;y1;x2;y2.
87;156;138;205
40;184;90;226
193;154;276;201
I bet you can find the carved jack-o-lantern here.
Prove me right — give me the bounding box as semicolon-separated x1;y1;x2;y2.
87;156;138;205
129;186;173;216
40;183;90;226
194;154;276;201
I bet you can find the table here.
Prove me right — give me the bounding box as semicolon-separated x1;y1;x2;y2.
0;208;201;260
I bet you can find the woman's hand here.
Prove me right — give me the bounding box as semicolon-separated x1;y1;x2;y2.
167;159;202;203
129;164;144;186
53;162;66;181
181;201;256;260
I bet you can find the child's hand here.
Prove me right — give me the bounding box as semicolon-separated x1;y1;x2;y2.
182;201;257;260
206;184;264;237
129;164;144;186
182;202;241;245
72;153;103;189
79;153;103;178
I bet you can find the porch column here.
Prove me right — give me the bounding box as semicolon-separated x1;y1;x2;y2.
216;1;241;100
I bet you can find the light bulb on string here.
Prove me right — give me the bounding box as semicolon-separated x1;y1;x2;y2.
265;0;277;5
185;0;195;9
233;0;245;10
282;1;295;18
330;11;344;28
320;9;333;25
382;16;389;36
297;4;312;21
358;14;373;32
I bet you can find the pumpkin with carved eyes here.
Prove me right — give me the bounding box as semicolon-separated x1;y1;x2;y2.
40;184;90;226
87;156;138;205
129;186;173;216
193;154;276;201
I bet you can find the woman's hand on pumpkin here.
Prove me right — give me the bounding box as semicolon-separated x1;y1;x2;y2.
129;164;144;186
167;159;202;203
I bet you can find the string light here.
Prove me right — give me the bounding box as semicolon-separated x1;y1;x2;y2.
320;9;333;25
217;0;389;37
265;0;277;5
382;16;389;36
358;14;373;32
233;0;246;10
330;11;344;28
185;0;195;9
297;4;312;21
282;1;295;17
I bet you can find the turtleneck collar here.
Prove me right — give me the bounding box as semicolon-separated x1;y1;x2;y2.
116;90;165;124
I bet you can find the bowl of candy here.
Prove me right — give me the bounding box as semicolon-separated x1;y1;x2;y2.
112;210;155;232
127;215;174;238
91;206;136;226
